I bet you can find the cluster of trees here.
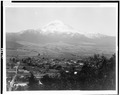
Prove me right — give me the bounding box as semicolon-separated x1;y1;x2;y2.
77;54;116;90
38;54;116;90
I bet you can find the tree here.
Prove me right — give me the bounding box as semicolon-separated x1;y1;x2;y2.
28;72;38;90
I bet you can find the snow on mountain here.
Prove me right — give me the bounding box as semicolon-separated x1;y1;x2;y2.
16;20;108;39
84;33;107;38
40;20;107;38
41;20;80;35
18;29;40;35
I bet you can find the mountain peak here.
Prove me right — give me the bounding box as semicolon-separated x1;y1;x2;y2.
17;20;108;39
41;20;79;34
47;20;65;26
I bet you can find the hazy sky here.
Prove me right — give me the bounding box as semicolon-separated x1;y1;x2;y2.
5;6;117;36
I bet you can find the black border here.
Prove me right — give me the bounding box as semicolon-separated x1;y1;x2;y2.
118;1;119;95
1;1;119;94
12;1;119;3
1;1;3;94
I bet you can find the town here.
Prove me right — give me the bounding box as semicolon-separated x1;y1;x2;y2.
6;54;116;91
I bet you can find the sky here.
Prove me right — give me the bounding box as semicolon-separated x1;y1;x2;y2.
5;6;117;36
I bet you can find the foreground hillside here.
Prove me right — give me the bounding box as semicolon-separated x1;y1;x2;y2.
6;54;116;90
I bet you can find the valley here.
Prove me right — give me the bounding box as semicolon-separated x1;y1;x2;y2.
6;20;116;91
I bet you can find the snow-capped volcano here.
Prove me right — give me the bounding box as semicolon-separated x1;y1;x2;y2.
41;20;80;35
6;20;116;56
40;20;107;38
16;20;108;39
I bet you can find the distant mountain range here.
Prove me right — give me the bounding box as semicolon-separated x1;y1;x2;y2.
6;20;116;58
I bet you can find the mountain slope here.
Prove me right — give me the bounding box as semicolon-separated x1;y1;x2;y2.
6;20;116;57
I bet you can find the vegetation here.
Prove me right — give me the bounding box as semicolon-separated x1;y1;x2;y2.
6;54;116;90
